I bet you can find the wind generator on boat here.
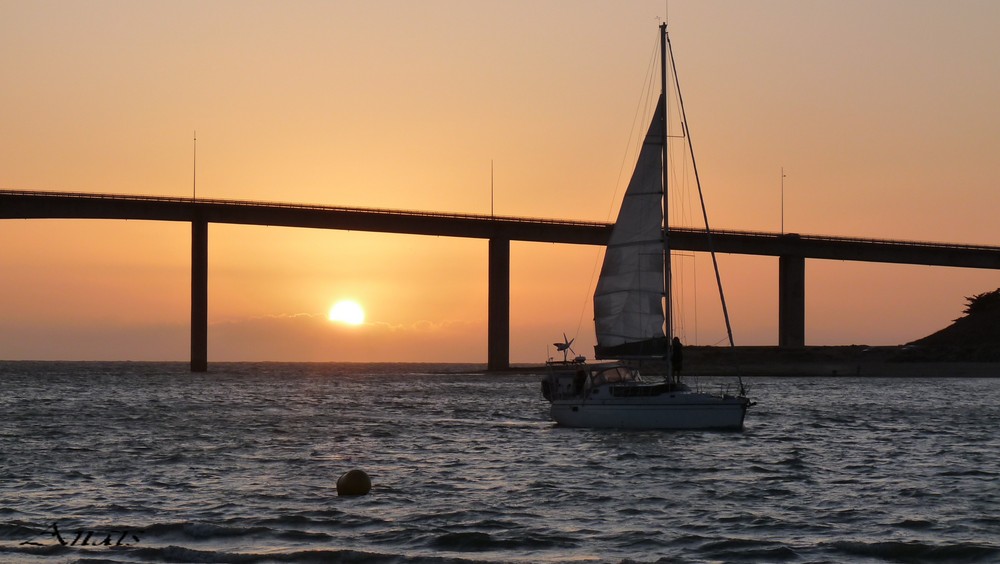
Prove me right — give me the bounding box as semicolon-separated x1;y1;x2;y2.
552;333;586;365
540;23;752;430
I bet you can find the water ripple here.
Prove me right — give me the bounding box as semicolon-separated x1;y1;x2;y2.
2;364;1000;562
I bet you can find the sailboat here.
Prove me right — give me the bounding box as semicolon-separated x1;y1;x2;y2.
540;23;752;430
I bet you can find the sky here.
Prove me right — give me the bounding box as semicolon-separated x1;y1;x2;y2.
1;0;998;363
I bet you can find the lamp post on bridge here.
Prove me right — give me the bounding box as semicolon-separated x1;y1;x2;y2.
781;167;786;234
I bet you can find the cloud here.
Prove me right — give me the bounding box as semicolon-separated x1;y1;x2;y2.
0;313;568;363
0;322;188;361
208;313;485;362
0;314;489;363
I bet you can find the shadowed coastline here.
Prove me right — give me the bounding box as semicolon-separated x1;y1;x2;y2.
505;289;1000;378
680;346;998;377
505;346;998;378
657;288;1000;377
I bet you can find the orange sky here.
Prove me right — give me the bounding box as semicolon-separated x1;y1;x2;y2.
1;0;998;362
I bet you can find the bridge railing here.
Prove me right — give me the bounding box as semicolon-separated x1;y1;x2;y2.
0;189;608;229
693;226;999;253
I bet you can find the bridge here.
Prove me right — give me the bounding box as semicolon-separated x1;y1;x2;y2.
3;189;999;370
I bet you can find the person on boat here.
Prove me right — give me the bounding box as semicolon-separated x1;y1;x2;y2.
670;337;683;382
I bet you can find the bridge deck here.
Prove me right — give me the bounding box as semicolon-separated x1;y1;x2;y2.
2;189;998;268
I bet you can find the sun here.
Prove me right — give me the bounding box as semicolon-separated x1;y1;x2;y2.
328;300;366;326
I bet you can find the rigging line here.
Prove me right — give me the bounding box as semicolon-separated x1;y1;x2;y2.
667;115;695;341
673;136;699;341
692;251;698;345
665;31;736;348
660;23;672;369
606;33;661;222
663;31;698;343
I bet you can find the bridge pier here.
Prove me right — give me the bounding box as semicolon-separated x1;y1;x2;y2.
191;219;208;372
488;238;510;371
778;254;805;348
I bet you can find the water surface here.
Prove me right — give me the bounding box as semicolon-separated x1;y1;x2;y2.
1;362;998;562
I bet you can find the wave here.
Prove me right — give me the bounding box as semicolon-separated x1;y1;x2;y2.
829;540;1000;563
430;530;576;552
5;366;1000;563
698;542;801;563
1;539;497;564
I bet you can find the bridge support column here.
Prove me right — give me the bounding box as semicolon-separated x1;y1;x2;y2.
488;238;510;371
779;254;805;348
191;219;208;372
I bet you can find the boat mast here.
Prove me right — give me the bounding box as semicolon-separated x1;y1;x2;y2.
660;22;673;376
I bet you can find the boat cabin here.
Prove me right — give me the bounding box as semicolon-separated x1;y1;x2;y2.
542;362;693;402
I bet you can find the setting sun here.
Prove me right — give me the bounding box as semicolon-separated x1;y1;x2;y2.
328;300;365;326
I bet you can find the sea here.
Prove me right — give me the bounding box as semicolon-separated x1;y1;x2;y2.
2;362;999;564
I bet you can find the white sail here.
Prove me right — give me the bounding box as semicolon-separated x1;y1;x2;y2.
593;96;666;357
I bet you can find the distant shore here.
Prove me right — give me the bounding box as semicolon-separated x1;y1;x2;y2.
680;346;999;377
509;346;1000;377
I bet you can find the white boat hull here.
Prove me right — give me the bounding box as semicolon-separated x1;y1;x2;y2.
549;393;749;430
